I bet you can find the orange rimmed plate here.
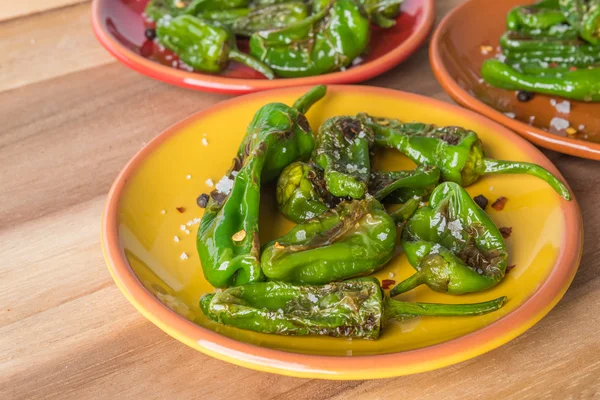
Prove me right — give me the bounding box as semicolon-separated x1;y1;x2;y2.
101;85;582;379
91;0;435;94
430;0;600;160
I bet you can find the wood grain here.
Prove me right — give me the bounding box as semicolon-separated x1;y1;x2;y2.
0;0;88;22
1;1;599;399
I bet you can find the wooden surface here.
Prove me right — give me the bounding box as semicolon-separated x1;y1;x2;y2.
1;1;599;398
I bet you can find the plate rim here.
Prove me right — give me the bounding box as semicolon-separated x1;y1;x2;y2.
429;0;600;161
101;85;583;379
90;0;436;94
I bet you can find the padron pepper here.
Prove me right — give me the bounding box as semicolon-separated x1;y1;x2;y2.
357;0;405;28
156;15;275;78
368;165;441;204
261;197;396;285
560;0;600;44
357;113;572;199
197;87;325;288
145;0;250;22
200;277;507;339
239;85;326;182
391;182;508;296
276;161;339;223
249;0;370;77
506;0;566;30
482;59;600;102
200;2;308;36
314;116;375;199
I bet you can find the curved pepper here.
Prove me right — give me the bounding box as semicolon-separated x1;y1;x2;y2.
358;113;572;199
200;277;507;339
276;161;338;223
517;25;579;40
506;0;565;30
357;0;404;28
500;31;587;52
482;58;600;102
391;182;508;296
368;165;440;203
145;0;250;22
261;197;396;285
313;116;375;199
156;15;274;78
200;2;308;36
560;0;600;44
248;0;370;77
239;85;326;182
197;87;326;288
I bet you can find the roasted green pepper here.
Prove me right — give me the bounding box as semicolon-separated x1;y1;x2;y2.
200;2;308;36
156;15;275;77
391;182;508;296
368;165;440;203
482;58;600;102
249;0;370;77
200;277;507;339
276;161;338;223
506;0;565;30
197;87;326;288
261;197;396;284
357;0;404;28
239;85;326;182
358;113;572;199
145;0;250;22
560;0;600;44
313;116;375;199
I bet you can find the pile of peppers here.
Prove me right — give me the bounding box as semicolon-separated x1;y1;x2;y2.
144;0;405;77
194;85;572;340
481;0;600;101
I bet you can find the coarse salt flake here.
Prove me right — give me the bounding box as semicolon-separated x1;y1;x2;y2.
377;232;388;241
201;138;208;146
550;117;570;131
296;230;307;241
555;100;571;114
180;252;188;260
161;209;166;215
180;225;186;231
307;293;318;303
174;236;180;242
504;112;516;119
205;178;214;187
186;174;192;180
216;176;234;195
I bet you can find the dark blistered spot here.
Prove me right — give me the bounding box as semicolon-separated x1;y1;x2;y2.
499;226;512;239
211;191;227;205
339;118;363;140
473;194;489;210
196;193;209;208
297;114;310;132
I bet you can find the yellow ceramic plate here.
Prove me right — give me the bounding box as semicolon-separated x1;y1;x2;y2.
102;85;582;379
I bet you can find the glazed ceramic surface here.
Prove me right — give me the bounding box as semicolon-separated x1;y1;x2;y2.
102;85;582;379
91;0;435;94
430;0;600;160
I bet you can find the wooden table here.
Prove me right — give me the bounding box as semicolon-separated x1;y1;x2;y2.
2;1;599;398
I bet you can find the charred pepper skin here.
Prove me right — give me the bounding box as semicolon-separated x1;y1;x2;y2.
368;165;441;204
314;116;375;199
239;85;326;183
145;0;250;22
482;59;600;102
156;15;274;78
200;277;507;339
560;0;600;45
261;197;396;285
358;113;572;200
391;182;508;296
248;0;370;77
506;0;565;30
197;86;326;288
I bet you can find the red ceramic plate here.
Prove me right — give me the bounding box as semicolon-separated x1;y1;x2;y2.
430;0;600;160
91;0;435;94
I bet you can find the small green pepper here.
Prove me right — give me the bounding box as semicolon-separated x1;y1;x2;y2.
358;113;572;199
482;58;600;102
391;182;508;296
249;0;370;77
506;0;565;30
145;0;250;22
560;0;600;44
500;31;586;52
357;0;404;28
517;24;579;40
200;277;507;339
197;87;326;288
276;161;338;223
261;197;396;285
368;165;441;203
313;116;375;199
156;15;274;78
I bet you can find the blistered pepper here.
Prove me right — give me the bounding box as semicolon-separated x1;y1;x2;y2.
560;0;600;44
506;0;565;30
313;116;375;199
145;0;250;22
482;58;600;101
357;0;404;28
368;165;441;204
358;113;572;199
156;15;274;77
200;277;507;339
248;0;370;77
391;182;508;296
276;161;338;223
261;197;396;285
197;87;326;288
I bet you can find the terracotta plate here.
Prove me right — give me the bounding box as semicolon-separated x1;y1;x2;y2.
101;85;582;379
91;0;435;94
430;0;600;160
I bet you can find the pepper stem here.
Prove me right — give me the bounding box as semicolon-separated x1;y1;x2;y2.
483;158;571;200
389;198;420;224
389;272;423;297
292;85;327;114
229;49;275;80
384;296;507;322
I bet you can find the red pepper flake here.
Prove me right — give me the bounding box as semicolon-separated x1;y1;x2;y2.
491;196;508;211
499;227;512;239
549;62;558;68
569;66;577;71
506;264;516;273
176;207;185;213
381;279;396;290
